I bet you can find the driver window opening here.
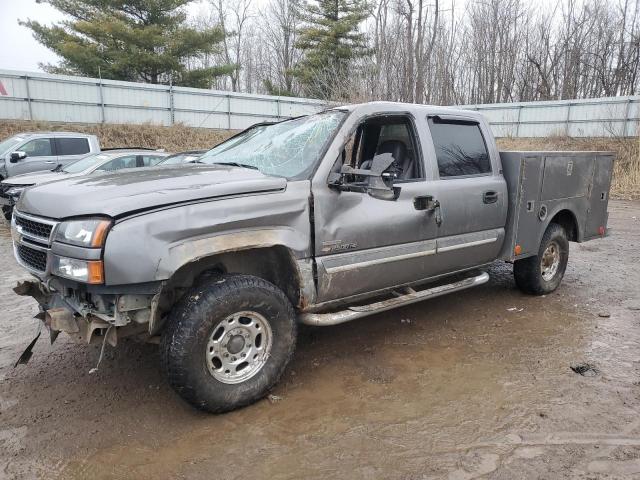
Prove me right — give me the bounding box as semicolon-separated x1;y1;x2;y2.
337;116;422;181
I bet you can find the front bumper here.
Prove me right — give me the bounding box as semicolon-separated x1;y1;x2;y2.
14;278;156;346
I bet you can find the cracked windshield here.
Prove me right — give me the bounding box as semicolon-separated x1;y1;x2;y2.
198;111;345;178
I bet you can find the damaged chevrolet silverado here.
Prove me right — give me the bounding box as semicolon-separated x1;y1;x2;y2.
9;102;614;412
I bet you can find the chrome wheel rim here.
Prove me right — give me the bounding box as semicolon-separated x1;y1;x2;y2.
205;311;273;384
541;241;561;281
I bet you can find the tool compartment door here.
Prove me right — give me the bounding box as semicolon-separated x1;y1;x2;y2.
584;154;614;239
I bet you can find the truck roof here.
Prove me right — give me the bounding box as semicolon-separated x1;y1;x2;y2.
334;101;484;120
10;132;97;138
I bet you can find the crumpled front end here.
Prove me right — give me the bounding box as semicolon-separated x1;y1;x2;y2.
10;209;160;351
14;278;159;349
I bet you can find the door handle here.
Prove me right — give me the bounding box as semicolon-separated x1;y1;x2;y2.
45;161;56;164
414;195;438;211
414;195;442;226
483;191;498;204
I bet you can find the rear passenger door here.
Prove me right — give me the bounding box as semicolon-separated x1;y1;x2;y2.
425;116;508;274
54;137;91;166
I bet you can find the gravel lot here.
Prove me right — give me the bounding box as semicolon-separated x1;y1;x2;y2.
1;200;639;480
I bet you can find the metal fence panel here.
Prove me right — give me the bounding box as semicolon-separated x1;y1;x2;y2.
0;69;637;137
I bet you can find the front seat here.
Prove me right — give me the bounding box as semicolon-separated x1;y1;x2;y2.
361;140;414;180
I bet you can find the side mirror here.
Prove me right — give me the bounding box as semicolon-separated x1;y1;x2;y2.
9;151;27;163
329;153;400;201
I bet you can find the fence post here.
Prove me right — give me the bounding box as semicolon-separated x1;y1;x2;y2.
276;98;281;119
515;105;522;137
565;102;572;136
169;82;175;126
98;80;106;123
227;94;232;129
24;75;33;121
623;98;632;137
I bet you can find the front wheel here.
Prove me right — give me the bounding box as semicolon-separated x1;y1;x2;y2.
514;223;569;295
161;274;297;413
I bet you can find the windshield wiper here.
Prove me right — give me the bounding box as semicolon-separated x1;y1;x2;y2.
51;164;63;172
214;161;259;171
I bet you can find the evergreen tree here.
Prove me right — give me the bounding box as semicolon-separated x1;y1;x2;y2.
294;0;369;99
22;0;234;88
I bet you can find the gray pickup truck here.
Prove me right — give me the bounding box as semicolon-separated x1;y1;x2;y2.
10;102;613;413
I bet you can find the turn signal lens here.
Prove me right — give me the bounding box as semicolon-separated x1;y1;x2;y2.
87;261;105;284
514;244;522;255
51;256;104;284
598;226;605;236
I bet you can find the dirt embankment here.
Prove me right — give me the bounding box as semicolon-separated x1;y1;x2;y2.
1;120;638;198
0;120;232;153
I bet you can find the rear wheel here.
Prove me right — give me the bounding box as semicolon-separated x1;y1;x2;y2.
161;274;297;413
514;223;569;295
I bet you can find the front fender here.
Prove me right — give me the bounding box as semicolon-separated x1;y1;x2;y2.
103;181;312;285
157;227;309;279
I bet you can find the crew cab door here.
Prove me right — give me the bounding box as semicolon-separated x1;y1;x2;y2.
424;115;508;274
6;137;58;176
312;113;440;303
53;136;91;167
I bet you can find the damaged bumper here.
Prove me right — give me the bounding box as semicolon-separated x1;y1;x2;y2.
14;279;159;348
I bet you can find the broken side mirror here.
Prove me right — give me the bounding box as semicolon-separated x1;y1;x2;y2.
9;151;27;163
329;153;401;201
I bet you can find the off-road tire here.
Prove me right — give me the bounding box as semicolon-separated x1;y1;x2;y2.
514;223;569;295
2;206;12;221
161;274;297;413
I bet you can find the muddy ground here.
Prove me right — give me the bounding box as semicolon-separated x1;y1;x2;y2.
0;200;639;480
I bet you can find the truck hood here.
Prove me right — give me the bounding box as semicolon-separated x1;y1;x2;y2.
3;171;68;186
17;164;287;219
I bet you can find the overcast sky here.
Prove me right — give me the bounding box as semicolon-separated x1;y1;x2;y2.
0;0;212;72
0;0;64;71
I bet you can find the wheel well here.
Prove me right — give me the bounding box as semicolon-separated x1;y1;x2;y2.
550;209;578;241
161;246;302;310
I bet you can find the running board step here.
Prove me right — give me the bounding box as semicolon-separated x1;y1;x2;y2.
299;272;489;326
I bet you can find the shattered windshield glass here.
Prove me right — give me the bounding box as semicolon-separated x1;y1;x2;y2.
198;111;346;178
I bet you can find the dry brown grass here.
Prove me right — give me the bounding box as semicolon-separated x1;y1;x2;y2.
498;136;640;199
1;120;637;199
0;120;234;152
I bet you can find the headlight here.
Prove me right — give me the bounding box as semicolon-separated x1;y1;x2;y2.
6;186;27;197
54;218;111;247
51;256;104;284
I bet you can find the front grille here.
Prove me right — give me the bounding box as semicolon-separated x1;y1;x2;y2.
15;215;53;240
17;244;47;272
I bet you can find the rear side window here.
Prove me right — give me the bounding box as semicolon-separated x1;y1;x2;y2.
142;155;164;166
428;118;491;178
55;137;90;156
97;155;138;172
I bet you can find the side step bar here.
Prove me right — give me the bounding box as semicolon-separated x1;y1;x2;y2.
299;271;489;326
